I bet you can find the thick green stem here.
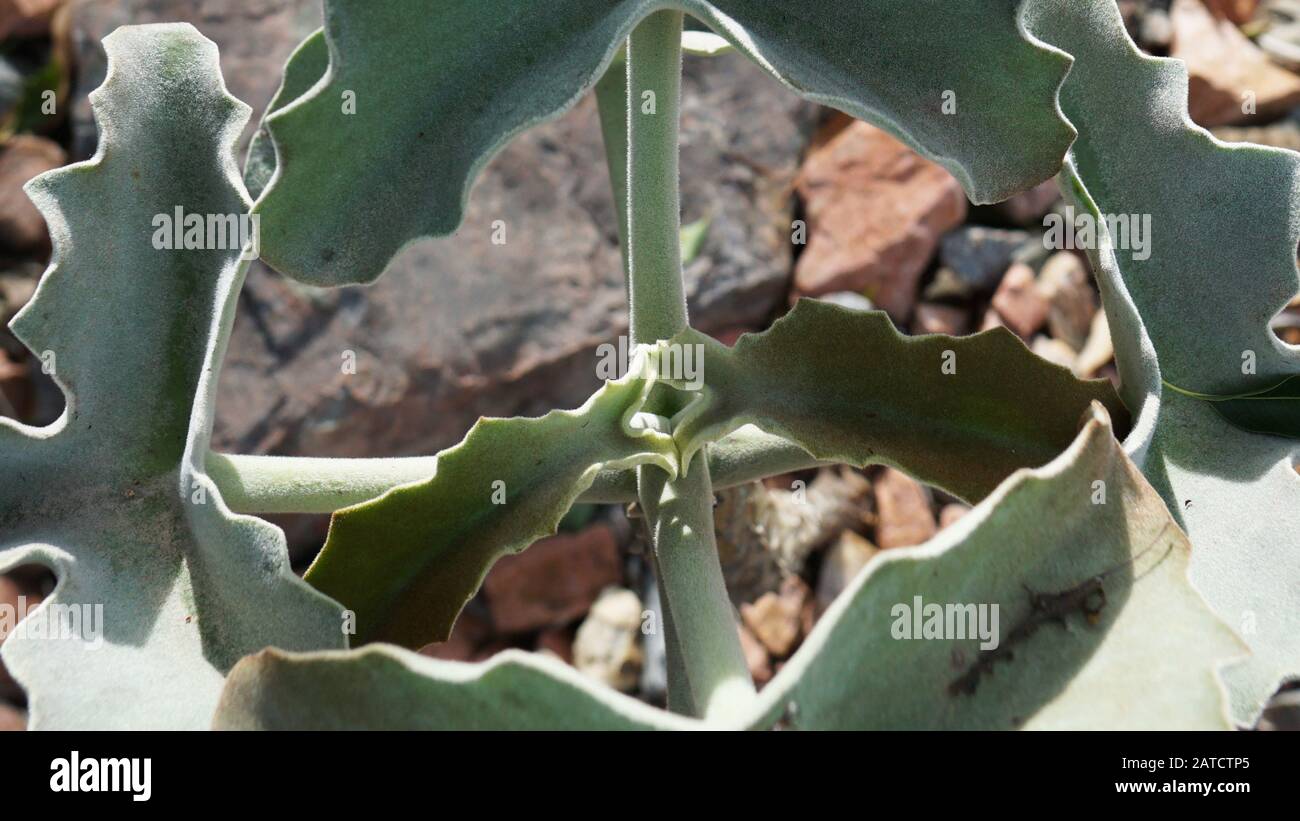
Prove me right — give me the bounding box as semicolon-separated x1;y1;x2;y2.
639;460;755;721
207;426;825;514
206;452;439;514
626;11;689;346
623;11;755;721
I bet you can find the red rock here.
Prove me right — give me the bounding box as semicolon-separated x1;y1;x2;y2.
979;308;1004;332
535;626;574;664
740;576;810;658
0;572;43;702
912;303;968;336
483;524;621;634
874;468;937;549
800;593;817;638
0;701;26;731
991;262;1050;338
708;327;753;347
418;607;490;662
938;503;970;529
793;117;967;321
992;179;1061;226
0;349;28;419
0;0;60;39
1037;253;1097;351
1073;310;1115;378
1172;0;1300;126
1205;0;1260;25
0;135;66;253
471;640;514;662
1031;336;1078;370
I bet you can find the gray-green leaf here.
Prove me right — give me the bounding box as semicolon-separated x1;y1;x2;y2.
748;405;1243;730
304;357;678;650
668;299;1127;504
0;25;344;730
254;0;1074;285
214;645;698;730
1023;0;1300;724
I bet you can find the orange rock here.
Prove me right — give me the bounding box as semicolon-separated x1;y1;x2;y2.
913;302;969;336
0;701;26;731
418;607;490;662
483;524;621;634
1172;0;1300;126
740;576;810;658
0;136;66;253
793;119;967;321
991;262;1050;338
874;468;937;549
0;0;61;40
938;503;971;530
1204;0;1260;25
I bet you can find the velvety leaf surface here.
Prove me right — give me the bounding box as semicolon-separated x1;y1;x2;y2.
304;358;678;650
214;645;697;730
255;0;1074;285
1024;0;1300;724
747;406;1243;730
243;28;328;200
217;408;1242;731
0;25;344;730
1141;392;1300;724
668;299;1127;504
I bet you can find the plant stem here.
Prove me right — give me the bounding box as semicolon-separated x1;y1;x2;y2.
207;426;826;513
624;10;755;721
625;11;688;346
206;452;439;514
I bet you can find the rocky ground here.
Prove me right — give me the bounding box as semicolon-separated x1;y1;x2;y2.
2;0;1299;729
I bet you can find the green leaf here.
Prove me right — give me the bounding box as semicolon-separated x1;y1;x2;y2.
679;215;711;265
1023;0;1300;723
255;0;1074;285
1142;391;1300;726
1202;375;1300;440
0;25;344;729
667;299;1128;504
214;645;697;730
748;405;1244;730
304;351;678;650
243;28;329;200
218;406;1243;731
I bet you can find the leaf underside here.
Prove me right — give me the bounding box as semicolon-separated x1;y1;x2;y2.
215;646;697;730
305;365;678;650
1023;0;1300;724
253;0;1074;285
214;407;1242;730
747;405;1242;730
669;300;1128;504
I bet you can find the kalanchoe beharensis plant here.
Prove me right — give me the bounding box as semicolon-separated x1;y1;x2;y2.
1;0;1297;730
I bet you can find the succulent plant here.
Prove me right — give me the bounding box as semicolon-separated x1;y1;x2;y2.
2;0;1295;730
